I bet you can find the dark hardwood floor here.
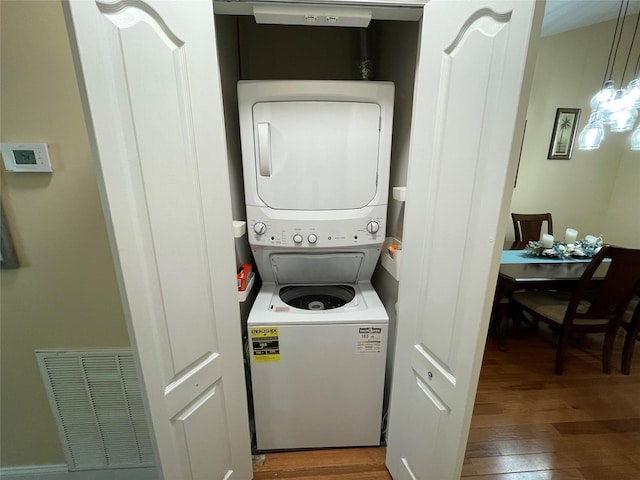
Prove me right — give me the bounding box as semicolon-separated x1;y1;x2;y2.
464;327;640;479
253;327;640;479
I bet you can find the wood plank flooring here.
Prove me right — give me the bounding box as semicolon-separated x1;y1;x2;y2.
253;328;640;479
464;328;640;479
252;447;391;479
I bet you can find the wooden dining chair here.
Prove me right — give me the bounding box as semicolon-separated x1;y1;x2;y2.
621;294;640;375
510;245;640;375
489;286;511;351
511;213;553;249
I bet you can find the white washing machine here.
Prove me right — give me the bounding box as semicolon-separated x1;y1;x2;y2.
248;281;388;450
238;80;395;451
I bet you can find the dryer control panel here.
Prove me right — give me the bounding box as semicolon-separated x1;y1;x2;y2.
246;205;386;249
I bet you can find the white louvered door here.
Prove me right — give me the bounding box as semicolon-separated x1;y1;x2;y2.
63;1;252;479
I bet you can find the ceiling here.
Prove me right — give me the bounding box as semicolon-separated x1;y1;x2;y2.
542;0;640;37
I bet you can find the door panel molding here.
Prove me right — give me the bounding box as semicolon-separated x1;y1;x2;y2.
386;1;542;478
63;1;253;478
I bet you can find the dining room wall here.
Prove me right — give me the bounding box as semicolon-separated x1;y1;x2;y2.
508;14;640;249
0;0;129;467
603;148;640;247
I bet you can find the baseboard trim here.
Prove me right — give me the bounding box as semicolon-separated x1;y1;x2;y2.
0;464;158;479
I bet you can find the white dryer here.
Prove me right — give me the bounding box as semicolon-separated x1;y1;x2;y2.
238;80;394;451
238;80;395;266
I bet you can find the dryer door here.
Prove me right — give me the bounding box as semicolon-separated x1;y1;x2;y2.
252;101;381;210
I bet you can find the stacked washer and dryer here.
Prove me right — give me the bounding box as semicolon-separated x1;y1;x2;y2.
238;80;395;451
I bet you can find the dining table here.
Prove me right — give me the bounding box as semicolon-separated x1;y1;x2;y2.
498;249;609;291
492;249;610;349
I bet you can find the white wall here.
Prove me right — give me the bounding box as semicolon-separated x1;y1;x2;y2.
0;0;128;467
509;15;640;248
604;148;640;247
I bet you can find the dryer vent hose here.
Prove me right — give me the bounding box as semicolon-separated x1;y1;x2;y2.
358;27;374;81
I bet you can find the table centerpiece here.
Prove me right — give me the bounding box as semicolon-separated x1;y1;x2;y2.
524;235;603;259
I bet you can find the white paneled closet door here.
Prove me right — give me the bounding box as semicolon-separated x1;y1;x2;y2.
385;1;542;479
63;1;252;479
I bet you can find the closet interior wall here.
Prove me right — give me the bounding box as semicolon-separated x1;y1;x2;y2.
213;12;419;433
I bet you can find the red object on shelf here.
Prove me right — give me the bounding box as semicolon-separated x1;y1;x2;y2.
237;264;252;291
386;244;399;259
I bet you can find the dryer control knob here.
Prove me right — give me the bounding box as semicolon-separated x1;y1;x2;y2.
366;221;380;234
308;234;318;244
293;234;303;244
254;222;267;235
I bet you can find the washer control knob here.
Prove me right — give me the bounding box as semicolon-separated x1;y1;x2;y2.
366;221;380;234
293;234;303;244
254;222;267;235
308;234;318;244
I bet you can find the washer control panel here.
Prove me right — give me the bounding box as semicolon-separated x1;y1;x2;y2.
246;206;387;248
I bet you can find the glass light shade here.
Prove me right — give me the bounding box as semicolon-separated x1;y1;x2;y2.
590;80;616;110
578;121;604;150
601;89;626;124
625;78;640;109
631;126;640;150
609;107;637;132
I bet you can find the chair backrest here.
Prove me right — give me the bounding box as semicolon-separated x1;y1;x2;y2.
511;212;553;249
568;246;640;323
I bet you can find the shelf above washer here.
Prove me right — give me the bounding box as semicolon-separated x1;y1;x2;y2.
381;237;402;281
238;272;255;302
233;221;247;238
392;186;406;202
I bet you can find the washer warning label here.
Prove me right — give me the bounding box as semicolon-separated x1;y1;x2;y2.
250;327;280;362
357;327;382;353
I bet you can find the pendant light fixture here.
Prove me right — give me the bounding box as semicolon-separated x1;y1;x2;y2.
578;0;640;150
631;125;640;148
630;47;640;148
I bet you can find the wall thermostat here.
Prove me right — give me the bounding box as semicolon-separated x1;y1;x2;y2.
1;143;52;172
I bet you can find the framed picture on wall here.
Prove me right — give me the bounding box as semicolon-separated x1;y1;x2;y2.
1;203;19;269
548;108;580;160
